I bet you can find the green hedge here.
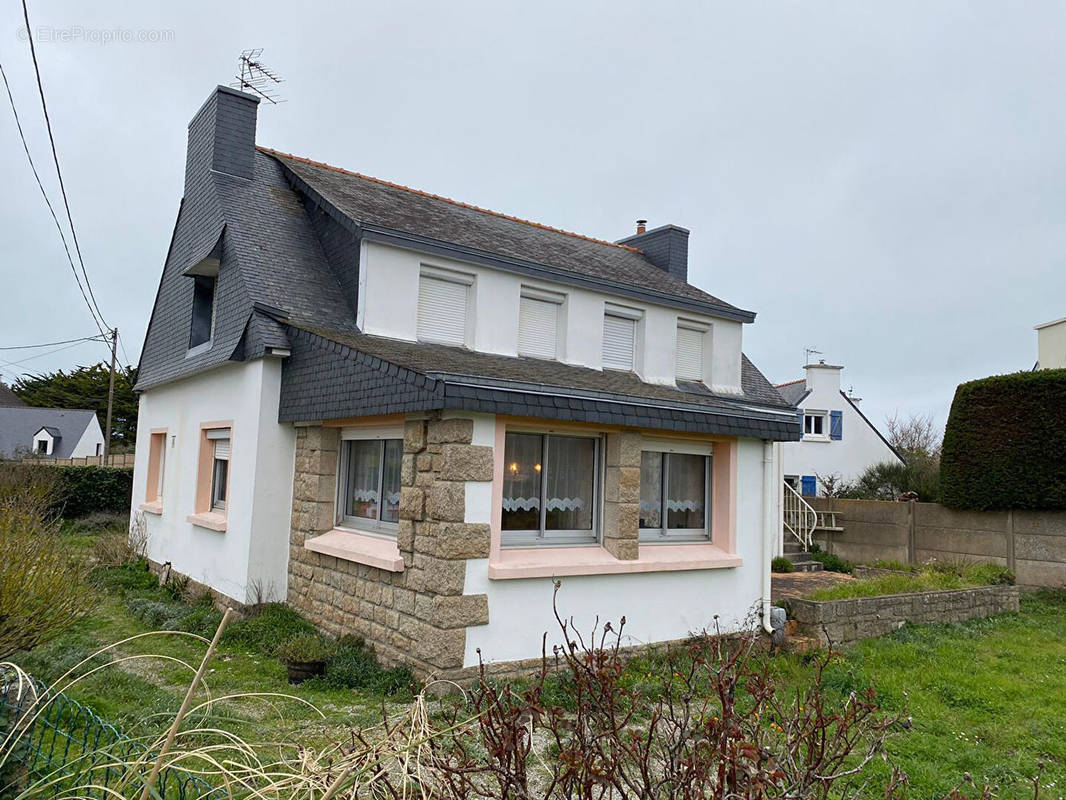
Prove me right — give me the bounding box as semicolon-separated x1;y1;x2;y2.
55;465;134;517
940;369;1066;510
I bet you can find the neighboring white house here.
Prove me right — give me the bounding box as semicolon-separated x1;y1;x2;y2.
1035;317;1066;370
0;406;104;459
774;362;903;497
131;85;801;679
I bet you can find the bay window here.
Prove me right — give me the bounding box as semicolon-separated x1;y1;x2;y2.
639;445;712;541
501;432;599;546
338;437;402;534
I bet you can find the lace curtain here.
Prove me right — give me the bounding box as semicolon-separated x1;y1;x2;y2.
502;433;594;532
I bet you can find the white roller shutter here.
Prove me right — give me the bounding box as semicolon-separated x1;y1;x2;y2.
518;295;559;359
675;326;704;381
418;275;468;345
602;314;636;371
206;428;230;460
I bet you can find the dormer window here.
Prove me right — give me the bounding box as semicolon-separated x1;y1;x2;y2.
189;275;216;349
518;287;564;360
675;321;708;383
417;267;473;346
603;304;641;372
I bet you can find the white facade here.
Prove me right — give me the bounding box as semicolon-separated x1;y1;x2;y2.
31;428;55;456
358;241;745;393
778;363;902;496
130;359;295;603
70;415;105;458
1035;317;1066;370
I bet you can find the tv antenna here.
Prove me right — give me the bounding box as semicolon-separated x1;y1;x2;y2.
232;49;284;104
804;347;823;365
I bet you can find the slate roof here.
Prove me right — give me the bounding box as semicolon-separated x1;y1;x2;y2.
277;322;799;440
264;150;753;321
0;407;96;459
774;379;810;406
0;384;24;407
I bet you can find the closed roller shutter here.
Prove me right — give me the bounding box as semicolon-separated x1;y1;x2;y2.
418;275;468;345
675;326;704;381
518;295;559;359
602;314;636;371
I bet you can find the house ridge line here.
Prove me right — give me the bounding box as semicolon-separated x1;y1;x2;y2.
257;146;645;255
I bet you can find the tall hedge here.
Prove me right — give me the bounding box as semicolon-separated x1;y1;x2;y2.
940;369;1066;510
54;465;134;517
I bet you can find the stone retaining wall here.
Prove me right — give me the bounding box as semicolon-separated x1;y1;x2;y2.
786;585;1019;645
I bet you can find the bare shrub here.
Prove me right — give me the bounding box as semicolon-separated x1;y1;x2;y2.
0;463;94;660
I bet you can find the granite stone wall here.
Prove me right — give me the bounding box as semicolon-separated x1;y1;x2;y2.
286;415;491;678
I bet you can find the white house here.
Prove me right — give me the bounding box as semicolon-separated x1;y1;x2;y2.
1035;317;1066;370
0;406;104;459
131;86;801;678
774;362;902;497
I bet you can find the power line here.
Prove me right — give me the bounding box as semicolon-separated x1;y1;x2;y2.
0;61;108;340
20;0;111;333
0;338;102;371
0;334;106;351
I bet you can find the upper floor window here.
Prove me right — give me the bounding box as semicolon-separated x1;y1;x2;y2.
675;322;707;382
501;431;599;547
338;434;403;535
803;412;826;439
189;276;216;349
639;442;712;541
417;268;472;346
518;287;564;360
602;304;641;371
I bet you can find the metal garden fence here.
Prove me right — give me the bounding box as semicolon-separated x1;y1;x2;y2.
0;672;221;799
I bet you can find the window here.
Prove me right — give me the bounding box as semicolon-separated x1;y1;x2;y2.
501;432;599;546
95;443;102;457
803;413;827;438
189;275;216;349
417;270;472;346
675;323;706;382
35;440;47;455
338;438;402;534
146;431;167;505
603;305;641;371
518;288;563;359
639;447;712;541
206;429;230;511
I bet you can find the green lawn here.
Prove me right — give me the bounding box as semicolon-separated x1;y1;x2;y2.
12;520;1066;798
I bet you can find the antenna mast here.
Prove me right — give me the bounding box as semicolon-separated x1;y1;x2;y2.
804;347;823;365
232;49;285;104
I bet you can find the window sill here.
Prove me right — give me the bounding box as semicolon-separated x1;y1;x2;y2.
187;512;227;532
489;544;741;580
139;501;163;516
305;529;405;573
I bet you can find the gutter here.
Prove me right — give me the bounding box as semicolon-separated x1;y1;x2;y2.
761;439;775;634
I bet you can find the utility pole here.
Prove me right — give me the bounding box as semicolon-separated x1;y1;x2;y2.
103;327;117;464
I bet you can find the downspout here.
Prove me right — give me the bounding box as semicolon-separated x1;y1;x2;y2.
761;439;775;634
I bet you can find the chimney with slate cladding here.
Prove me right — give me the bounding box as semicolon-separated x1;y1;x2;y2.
185;85;260;192
616;223;690;284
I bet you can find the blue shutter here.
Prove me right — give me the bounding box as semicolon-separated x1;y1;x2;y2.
797;409;804;429
801;475;817;496
830;410;843;440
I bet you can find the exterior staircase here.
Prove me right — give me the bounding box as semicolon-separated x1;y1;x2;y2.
782;482;822;572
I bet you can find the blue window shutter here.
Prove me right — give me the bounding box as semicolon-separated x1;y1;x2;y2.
797;409;804;427
830;410;843;440
801;475;817;496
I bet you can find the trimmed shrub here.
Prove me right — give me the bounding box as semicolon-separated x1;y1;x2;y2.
305;635;416;695
222;603;317;656
54;465;134;517
810;550;853;574
941;369;1066;510
771;556;794;573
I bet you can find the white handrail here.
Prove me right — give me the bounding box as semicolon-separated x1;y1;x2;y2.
782;481;817;551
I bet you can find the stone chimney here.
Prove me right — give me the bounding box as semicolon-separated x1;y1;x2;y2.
616;223;690;283
185;86;260;193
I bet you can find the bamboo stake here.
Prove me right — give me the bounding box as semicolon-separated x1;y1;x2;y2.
139;607;234;800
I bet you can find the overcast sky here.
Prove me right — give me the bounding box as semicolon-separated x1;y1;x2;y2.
1;1;1063;432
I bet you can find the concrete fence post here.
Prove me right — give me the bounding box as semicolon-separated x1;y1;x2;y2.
1006;509;1016;574
907;501;917;565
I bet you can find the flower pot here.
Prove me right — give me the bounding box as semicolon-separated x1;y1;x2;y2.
285;659;326;684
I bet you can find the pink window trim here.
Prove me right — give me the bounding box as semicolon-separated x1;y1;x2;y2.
187;511;227;532
488;418;740;578
139;500;163;516
305;528;405;573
